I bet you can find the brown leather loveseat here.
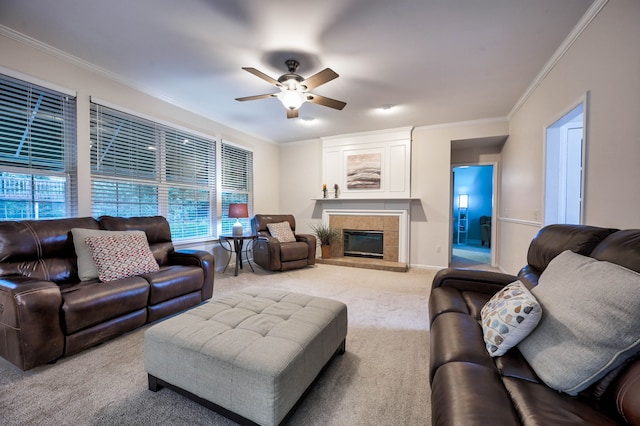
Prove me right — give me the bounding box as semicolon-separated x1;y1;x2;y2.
252;214;316;271
429;224;640;425
0;215;214;371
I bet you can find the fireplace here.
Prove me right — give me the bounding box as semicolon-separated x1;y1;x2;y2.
343;230;384;259
324;207;409;263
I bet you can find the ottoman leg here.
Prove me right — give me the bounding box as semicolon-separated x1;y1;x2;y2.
148;374;163;392
338;339;346;355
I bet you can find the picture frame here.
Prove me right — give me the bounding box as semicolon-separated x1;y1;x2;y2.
346;152;382;190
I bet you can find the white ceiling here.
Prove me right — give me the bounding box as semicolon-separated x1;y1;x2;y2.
0;0;594;143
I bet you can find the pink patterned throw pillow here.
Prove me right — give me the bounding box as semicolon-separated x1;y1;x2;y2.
84;231;159;282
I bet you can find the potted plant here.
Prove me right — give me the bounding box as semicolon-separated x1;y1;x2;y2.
309;223;340;259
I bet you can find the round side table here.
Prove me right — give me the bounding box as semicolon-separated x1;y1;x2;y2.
219;234;257;276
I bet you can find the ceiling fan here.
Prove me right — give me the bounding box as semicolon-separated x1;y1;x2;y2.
235;59;347;119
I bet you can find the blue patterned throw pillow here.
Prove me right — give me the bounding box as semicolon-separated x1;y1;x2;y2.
481;280;542;357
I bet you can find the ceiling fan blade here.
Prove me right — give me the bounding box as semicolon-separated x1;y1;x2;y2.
306;93;347;110
301;68;339;90
235;93;276;102
287;109;299;119
242;67;280;86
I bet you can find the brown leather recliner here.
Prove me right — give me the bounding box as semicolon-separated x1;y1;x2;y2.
251;214;316;271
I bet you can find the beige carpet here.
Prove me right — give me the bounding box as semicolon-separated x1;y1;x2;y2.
0;264;433;425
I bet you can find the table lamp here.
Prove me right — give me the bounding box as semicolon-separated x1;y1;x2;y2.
228;203;249;236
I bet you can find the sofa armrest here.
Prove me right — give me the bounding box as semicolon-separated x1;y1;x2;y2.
610;360;640;425
432;268;517;296
253;236;282;271
167;250;215;301
0;276;64;370
295;233;317;265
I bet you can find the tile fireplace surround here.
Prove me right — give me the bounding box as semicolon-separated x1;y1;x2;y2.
329;215;399;261
321;203;410;267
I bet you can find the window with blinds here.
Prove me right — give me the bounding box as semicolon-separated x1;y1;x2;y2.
221;142;253;234
90;102;216;240
0;73;77;220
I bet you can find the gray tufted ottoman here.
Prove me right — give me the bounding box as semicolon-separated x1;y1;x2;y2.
144;287;348;426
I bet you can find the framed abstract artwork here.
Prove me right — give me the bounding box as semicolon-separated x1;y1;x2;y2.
346;152;382;190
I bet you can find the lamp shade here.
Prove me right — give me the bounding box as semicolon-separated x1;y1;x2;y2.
228;203;249;219
459;194;469;209
229;203;249;236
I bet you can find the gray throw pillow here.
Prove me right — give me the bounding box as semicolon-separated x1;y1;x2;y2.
518;250;640;396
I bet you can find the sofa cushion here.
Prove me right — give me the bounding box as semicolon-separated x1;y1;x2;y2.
72;228;144;281
0;217;100;283
525;224;614;276
518;250;640;396
85;232;160;282
481;281;541;357
279;241;310;262
267;221;296;243
590;229;640;274
144;265;204;305
61;277;150;334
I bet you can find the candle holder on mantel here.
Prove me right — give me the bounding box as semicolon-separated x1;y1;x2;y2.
334;184;339;198
322;184;328;198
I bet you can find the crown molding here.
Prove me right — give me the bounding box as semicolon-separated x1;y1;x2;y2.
0;25;181;105
508;0;609;119
415;116;508;131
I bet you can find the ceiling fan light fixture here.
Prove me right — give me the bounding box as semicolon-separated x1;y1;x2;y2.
277;89;307;110
237;59;345;118
277;74;304;91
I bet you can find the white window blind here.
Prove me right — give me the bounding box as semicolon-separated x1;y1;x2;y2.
0;73;77;220
221;142;253;234
90;103;216;240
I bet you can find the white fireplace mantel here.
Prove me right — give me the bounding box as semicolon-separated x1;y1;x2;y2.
312;197;419;202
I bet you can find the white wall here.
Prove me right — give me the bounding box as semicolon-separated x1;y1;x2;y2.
410;120;509;268
278;139;324;235
0;32;281;218
500;0;640;273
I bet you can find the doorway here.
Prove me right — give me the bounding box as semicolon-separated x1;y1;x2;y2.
451;164;494;268
544;99;586;225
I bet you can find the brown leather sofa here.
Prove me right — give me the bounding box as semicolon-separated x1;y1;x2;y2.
0;215;214;371
429;224;640;425
251;214;316;271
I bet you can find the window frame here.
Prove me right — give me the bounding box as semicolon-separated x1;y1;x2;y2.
0;70;77;220
220;141;254;235
90;99;217;241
